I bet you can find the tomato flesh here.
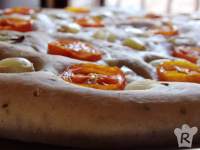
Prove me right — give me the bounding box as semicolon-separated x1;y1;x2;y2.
152;22;178;36
0;18;33;32
4;7;35;15
173;46;200;63
48;39;102;61
65;7;90;13
157;60;200;83
61;63;126;90
75;17;104;28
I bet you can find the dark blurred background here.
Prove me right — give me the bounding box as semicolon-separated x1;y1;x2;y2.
0;0;105;8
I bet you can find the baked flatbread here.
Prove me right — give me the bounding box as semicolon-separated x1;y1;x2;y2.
0;7;199;148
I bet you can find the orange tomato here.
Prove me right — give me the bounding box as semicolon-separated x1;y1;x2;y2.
157;60;200;83
65;6;90;13
0;18;33;32
61;63;126;90
152;22;178;36
48;39;102;61
4;7;35;15
145;13;162;19
75;17;104;28
173;46;200;63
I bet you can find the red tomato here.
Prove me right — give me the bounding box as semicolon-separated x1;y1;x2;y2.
0;18;33;32
145;13;162;19
173;46;200;63
75;17;104;28
4;7;35;15
61;63;126;90
48;39;102;61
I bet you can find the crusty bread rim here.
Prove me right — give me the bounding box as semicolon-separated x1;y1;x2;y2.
0;71;200;148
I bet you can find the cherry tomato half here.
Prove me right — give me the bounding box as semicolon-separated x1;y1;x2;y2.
0;18;33;32
65;6;90;13
173;46;200;63
4;7;35;15
61;63;126;90
152;22;178;36
157;60;200;83
145;13;162;19
75;17;104;28
48;39;102;61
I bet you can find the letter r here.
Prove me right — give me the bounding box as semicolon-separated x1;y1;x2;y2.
181;132;190;144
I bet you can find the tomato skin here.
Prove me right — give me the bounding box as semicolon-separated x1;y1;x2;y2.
173;46;200;63
4;7;35;15
0;18;33;32
48;39;102;62
75;17;104;28
61;63;126;90
157;60;200;83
